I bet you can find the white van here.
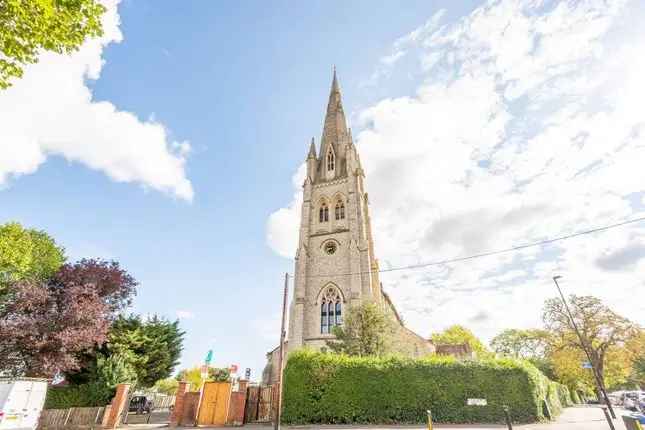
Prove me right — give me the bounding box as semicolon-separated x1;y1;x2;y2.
0;379;48;430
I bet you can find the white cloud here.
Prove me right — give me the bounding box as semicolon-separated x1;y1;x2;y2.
176;310;195;320
0;0;193;201
268;0;645;343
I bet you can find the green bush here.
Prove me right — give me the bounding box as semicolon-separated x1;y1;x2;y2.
283;350;568;425
44;383;114;409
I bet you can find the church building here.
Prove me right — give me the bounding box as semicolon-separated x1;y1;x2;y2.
263;71;435;384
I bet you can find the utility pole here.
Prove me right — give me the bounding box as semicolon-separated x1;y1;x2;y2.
274;273;289;430
551;276;616;420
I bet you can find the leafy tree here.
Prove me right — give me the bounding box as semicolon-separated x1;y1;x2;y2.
490;328;552;359
0;222;65;291
154;378;179;395
0;258;138;378
326;302;394;357
177;367;205;391
0;280;110;377
0;0;105;89
95;351;138;388
431;324;489;357
53;259;137;313
543;295;637;395
88;314;185;388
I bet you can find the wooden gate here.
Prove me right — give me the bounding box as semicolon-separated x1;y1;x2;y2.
257;385;274;422
244;386;259;423
197;382;231;426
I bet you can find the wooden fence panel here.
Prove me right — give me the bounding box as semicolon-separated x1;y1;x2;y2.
38;407;105;429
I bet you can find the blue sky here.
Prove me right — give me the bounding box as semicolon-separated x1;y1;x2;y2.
2;0;645;380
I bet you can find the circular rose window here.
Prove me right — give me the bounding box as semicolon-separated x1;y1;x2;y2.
324;241;337;255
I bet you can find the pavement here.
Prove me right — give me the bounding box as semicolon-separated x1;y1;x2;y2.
123;406;633;429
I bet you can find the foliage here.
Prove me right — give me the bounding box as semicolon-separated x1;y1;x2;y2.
104;315;184;387
95;351;138;388
53;259;137;313
154;378;179;395
175;366;231;391
177;367;205;391
0;280;110;377
44;383;113;409
283;350;570;425
208;367;231;382
0;221;65;291
491;329;552;360
326;302;394;357
0;256;140;378
431;324;490;357
543;295;637;392
0;0;105;89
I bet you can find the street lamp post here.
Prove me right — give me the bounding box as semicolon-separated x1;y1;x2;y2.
551;275;616;419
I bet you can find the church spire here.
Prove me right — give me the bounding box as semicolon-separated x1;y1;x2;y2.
307;137;316;158
320;68;349;158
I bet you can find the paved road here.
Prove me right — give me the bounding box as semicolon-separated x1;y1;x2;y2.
128;406;632;429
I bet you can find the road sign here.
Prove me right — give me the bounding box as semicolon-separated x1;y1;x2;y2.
582;361;593;369
205;349;213;365
229;364;238;374
467;398;488;406
244;368;251;380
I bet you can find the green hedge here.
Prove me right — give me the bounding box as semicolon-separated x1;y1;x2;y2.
283;350;571;425
44;384;115;409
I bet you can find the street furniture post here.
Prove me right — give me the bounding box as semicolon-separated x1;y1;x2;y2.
426;410;433;430
274;273;289;430
503;405;513;430
601;406;616;430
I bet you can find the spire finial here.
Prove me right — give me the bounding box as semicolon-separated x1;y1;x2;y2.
308;137;316;158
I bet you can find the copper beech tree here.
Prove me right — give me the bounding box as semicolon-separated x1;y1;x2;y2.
0;259;137;378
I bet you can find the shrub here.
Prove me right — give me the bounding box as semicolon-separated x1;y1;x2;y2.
44;383;114;409
283;350;568;425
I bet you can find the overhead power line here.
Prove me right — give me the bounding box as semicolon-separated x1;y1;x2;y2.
301;215;645;279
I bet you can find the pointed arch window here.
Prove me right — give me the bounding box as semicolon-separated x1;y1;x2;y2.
326;148;335;171
320;286;342;334
335;200;345;220
319;202;329;223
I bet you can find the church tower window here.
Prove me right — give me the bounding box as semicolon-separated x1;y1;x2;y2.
335;200;345;220
319;203;329;223
320;286;342;334
326;148;335;171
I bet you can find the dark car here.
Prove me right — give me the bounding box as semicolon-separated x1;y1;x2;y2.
128;396;154;414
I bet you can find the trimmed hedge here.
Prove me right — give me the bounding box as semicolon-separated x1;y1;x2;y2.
283;350;571;425
44;384;115;409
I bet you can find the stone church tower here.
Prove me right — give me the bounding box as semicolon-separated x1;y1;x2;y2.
263;72;434;384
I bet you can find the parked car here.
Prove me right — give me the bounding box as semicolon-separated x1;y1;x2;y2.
128;396;154;414
0;378;48;430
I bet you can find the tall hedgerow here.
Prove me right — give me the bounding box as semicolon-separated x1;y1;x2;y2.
282;350;570;425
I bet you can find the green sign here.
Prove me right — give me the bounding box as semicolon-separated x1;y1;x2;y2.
205;349;213;364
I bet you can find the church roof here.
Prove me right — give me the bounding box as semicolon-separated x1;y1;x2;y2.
319;68;349;159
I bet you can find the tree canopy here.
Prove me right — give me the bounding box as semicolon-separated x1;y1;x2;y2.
0;258;138;378
431;324;489;356
490;328;552;359
104;314;184;387
0;221;65;291
543;295;637;391
326;302;394;357
0;0;105;89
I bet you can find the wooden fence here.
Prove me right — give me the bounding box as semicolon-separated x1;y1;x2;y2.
38;407;106;429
